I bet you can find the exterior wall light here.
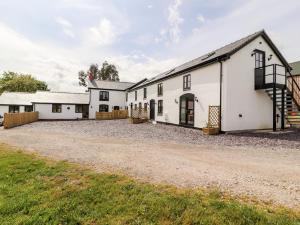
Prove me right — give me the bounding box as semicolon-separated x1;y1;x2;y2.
268;54;273;61
194;97;199;102
175;99;178;104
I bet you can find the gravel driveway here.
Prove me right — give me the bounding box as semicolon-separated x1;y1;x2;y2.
0;120;299;208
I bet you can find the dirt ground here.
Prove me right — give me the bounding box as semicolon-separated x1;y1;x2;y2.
0;120;299;208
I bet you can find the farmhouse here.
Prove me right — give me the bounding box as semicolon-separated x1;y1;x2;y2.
126;30;298;132
1;30;299;132
87;80;135;119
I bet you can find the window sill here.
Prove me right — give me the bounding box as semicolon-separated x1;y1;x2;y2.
157;113;163;116
183;88;191;91
99;100;109;101
157;95;163;97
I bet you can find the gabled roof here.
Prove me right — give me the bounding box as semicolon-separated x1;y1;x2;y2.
0;92;36;105
32;91;89;104
87;80;135;91
290;61;300;76
129;30;290;91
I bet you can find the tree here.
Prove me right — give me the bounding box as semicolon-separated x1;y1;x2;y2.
78;61;120;87
0;71;49;94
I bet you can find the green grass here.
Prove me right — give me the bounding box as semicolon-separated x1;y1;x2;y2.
0;144;299;225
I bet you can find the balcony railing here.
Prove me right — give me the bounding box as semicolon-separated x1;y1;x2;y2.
255;64;286;90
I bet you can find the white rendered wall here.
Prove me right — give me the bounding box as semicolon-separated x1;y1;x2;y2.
89;89;127;119
222;36;284;131
35;104;83;120
127;63;220;128
0;106;9;118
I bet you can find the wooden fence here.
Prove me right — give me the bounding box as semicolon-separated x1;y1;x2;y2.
96;110;128;120
131;109;148;119
4;112;39;129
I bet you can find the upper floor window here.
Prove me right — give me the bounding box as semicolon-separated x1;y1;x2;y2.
99;104;109;112
135;91;137;101
99;91;109;101
254;50;265;68
183;75;191;90
52;104;62;113
9;105;20;113
143;88;147;99
126;92;128;102
158;83;163;96
158;100;163;115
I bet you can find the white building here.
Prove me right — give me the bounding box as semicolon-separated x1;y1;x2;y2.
32;91;89;120
0;92;35;117
0;30;298;131
87;80;134;119
126;30;294;132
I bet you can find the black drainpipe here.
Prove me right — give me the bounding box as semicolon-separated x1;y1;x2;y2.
219;60;223;132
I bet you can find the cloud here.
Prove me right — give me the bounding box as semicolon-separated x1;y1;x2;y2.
56;17;75;38
87;18;119;46
167;0;183;43
196;15;205;24
147;4;153;9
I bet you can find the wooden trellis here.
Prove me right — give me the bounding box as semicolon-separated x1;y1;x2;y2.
131;109;148;119
208;106;220;128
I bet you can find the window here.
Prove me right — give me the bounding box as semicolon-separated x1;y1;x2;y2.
183;74;191;90
254;50;265;68
138;102;142;111
99;104;109;112
113;106;120;110
135;91;137;101
52;104;62;113
25;105;33;112
158;83;163;96
9;105;19;113
158;100;163;115
75;105;83;113
144;103;148;111
99;91;109;101
134;104;137;110
126;92;128;102
143;88;147;99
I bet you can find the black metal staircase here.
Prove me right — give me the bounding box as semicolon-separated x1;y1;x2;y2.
255;64;300;130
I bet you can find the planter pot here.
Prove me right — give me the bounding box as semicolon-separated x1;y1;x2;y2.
202;127;219;135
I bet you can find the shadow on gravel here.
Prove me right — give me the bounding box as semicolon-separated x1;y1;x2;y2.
228;128;300;142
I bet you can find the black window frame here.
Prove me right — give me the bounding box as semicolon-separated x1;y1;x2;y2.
9;105;20;113
254;50;265;69
24;105;33;112
99;104;109;112
143;88;147;99
183;74;191;90
144;103;147;111
75;104;83;113
135;91;137;101
99;91;109;101
158;83;163;96
125;92;128;102
52;104;62;113
157;100;163;115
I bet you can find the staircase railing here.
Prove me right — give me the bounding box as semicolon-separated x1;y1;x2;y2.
287;71;300;109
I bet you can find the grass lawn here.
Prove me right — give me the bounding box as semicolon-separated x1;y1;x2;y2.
0;144;299;225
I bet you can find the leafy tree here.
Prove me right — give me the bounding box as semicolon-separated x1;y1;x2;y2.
78;61;120;87
0;71;49;94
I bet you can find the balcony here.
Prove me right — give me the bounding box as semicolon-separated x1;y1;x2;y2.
255;64;286;90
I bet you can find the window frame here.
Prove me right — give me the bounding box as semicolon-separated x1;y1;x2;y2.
24;105;33;112
99;91;109;101
99;104;109;112
254;50;265;69
75;104;83;113
52;104;62;113
157;83;163;96
135;91;137;101
157;100;163;115
143;88;147;99
9;105;20;113
183;74;191;90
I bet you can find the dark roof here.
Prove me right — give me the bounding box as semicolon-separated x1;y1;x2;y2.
290;61;300;76
129;30;290;91
87;80;135;90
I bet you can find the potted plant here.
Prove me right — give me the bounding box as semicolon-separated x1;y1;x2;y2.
202;122;219;135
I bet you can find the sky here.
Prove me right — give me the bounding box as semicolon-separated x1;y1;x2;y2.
0;0;299;92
